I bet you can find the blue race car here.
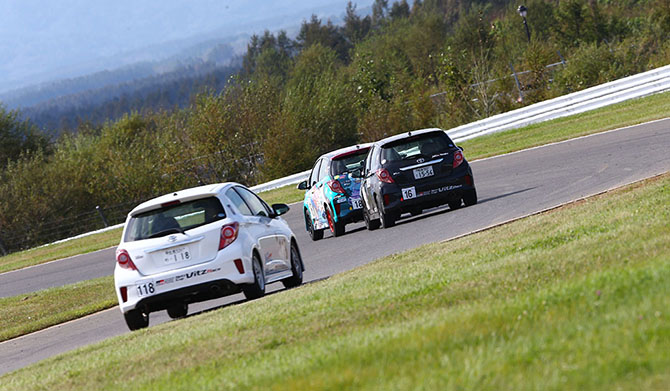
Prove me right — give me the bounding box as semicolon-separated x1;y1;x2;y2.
297;144;372;240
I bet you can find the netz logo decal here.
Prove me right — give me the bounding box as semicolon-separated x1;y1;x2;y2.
157;268;222;285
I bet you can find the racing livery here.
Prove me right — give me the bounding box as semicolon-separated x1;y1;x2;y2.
298;144;372;239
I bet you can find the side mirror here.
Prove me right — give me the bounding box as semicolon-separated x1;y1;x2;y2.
297;180;309;190
271;203;290;217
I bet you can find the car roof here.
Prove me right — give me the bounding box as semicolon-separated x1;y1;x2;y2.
372;128;447;146
129;182;238;215
320;143;373;160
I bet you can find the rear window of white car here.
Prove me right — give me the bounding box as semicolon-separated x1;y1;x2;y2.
124;197;226;242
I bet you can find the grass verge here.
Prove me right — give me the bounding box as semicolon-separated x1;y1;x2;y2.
1;91;668;274
0;276;116;342
2;173;668;389
0;228;122;275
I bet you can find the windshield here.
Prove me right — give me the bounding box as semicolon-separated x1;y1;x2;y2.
381;132;453;163
330;149;369;176
124;196;226;242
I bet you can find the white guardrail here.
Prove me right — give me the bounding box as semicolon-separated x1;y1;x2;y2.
39;64;670;248
252;64;670;193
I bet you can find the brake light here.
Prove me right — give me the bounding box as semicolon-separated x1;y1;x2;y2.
376;168;394;183
116;249;137;270
453;150;464;168
219;222;239;250
328;180;345;194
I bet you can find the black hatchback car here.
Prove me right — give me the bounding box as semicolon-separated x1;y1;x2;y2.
360;128;477;229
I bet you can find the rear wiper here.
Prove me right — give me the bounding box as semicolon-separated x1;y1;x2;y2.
147;227;185;239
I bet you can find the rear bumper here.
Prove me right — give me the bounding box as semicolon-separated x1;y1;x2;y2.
114;242;254;314
380;166;475;216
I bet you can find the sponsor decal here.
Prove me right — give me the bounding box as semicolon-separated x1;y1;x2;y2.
172;268;222;283
417;184;463;197
156;277;175;286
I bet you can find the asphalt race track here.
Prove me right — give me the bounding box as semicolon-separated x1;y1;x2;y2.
1;118;669;376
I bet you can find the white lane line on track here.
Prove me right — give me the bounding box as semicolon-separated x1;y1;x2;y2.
1;172;667;345
470;117;670;163
0;307;119;347
3;117;667;276
0;246;115;277
438;172;669;245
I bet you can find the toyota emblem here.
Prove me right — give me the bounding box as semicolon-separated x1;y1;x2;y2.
168;235;177;243
417;158;425;163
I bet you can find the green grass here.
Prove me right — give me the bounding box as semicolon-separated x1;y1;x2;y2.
1;91;668;274
257;182;305;206
0;276;116;342
458;90;670;159
2;172;669;390
0;227;122;274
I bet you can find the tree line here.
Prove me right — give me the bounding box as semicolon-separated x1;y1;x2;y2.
1;0;670;253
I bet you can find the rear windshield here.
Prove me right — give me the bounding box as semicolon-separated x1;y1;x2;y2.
124;196;226;242
381;132;453;163
330;149;369;176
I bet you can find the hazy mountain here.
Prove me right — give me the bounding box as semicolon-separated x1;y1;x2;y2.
0;0;373;96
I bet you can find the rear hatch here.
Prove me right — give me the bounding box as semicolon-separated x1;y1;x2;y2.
381;131;459;187
331;148;370;198
121;196;227;276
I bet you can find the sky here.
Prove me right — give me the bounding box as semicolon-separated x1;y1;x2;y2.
0;0;373;93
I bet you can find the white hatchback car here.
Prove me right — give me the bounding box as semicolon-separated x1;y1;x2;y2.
114;182;304;330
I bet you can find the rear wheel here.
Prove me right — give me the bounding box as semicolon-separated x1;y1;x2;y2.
305;209;323;241
378;198;396;229
463;188;478;206
282;241;303;289
326;205;345;237
448;198;462;210
243;254;266;300
166;303;188;319
363;199;380;230
124;309;149;331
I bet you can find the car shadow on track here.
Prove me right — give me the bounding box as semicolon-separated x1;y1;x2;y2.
393;187;537;227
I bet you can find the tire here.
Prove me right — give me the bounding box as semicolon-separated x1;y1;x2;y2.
326;205;345;237
305;209;323;241
243;253;266;300
448;198;462;210
166;303;188;319
124;309;149;331
363;198;380;230
282;241;303;289
463;188;478;206
378;198;396;229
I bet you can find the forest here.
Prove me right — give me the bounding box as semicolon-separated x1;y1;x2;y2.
1;0;670;253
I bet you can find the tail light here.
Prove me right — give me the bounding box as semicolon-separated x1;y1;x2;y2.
116;249;137;271
376;168;394;183
328;180;345;194
453;150;464;168
219;222;239;250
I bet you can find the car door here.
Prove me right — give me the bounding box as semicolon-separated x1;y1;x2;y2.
234;186;290;277
362;145;380;216
305;158;329;230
